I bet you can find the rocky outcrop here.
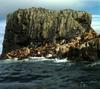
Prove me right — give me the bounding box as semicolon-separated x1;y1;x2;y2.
67;36;100;61
5;47;31;59
2;7;92;54
1;7;99;61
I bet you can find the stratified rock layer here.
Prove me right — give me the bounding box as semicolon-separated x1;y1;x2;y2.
2;7;100;61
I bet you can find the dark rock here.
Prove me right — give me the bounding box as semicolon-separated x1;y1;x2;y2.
68;47;80;61
1;7;100;61
80;47;98;61
2;7;92;55
68;38;100;61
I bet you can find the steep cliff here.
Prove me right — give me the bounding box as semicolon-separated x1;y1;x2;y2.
2;7;93;55
1;6;100;61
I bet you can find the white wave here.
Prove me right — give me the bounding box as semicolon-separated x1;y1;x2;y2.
29;57;69;63
87;60;100;67
54;58;69;63
1;57;69;64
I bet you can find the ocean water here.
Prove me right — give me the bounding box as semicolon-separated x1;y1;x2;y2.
0;58;100;89
0;58;99;89
0;16;100;89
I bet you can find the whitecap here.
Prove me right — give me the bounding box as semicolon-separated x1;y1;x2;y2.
54;58;69;63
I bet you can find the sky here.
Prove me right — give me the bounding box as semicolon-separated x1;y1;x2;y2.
0;20;6;53
0;0;100;16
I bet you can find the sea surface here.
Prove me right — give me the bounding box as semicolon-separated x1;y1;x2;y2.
0;58;100;89
0;16;100;89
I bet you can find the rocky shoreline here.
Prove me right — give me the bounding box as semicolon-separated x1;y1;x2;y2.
1;30;100;61
1;7;100;61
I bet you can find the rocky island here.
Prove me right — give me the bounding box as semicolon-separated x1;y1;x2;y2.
1;7;100;61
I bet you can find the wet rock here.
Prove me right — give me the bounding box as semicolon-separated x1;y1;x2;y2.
68;47;80;61
80;47;98;61
68;38;100;61
6;47;31;59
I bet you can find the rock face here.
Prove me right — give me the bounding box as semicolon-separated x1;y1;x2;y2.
1;7;99;61
68;38;100;61
2;7;92;54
